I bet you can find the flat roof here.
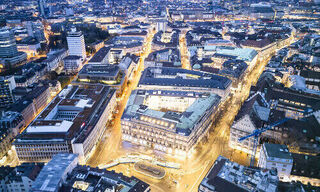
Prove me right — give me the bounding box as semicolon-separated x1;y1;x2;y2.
15;84;116;143
27;120;73;133
88;47;111;63
263;143;292;160
32;153;78;192
139;67;231;90
79;64;120;77
122;89;221;136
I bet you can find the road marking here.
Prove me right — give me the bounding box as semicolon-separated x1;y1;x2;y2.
188;159;211;192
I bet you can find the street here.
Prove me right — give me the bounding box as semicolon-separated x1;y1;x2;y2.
86;28;273;191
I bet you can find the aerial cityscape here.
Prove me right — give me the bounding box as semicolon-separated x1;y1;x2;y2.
0;0;319;191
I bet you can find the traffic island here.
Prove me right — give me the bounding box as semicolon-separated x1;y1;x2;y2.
134;161;166;179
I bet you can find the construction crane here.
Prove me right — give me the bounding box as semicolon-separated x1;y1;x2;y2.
239;108;313;167
238;118;290;167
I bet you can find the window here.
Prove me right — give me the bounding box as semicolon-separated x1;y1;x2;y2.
282;168;286;172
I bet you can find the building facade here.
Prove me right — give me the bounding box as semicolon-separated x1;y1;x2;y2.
199;156;279;192
63;55;82;74
0;76;16;108
14;85;117;164
258;143;293;181
67;28;86;61
121;89;221;156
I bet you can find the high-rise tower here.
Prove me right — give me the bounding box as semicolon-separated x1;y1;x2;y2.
67;27;86;61
0;28;18;58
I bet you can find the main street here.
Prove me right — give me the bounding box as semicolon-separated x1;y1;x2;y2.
87;29;273;191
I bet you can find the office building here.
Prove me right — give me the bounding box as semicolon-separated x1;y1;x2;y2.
258;143;320;186
0;111;24;159
258;143;293;181
290;153;320;186
0;27;27;69
87;47;111;65
61;165;150;191
31;153;78;192
63;55;82;74
31;153;150;192
138;67;232;100
122;89;221;156
43;49;68;72
14;84;117;164
67;27;86;61
144;48;181;69
0;28;18;58
0;76;16;108
199;156;279;192
0;163;44;192
78;64;123;86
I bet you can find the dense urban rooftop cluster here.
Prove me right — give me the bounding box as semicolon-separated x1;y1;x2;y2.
0;0;319;191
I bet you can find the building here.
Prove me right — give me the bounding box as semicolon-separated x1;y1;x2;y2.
138;67;232;100
43;49;68;72
7;85;50;127
14;84;117;163
290;153;320;186
0;76;16;108
152;30;179;50
31;153;78;192
89;40;104;52
30;153;150;192
259;143;320;186
199;156;279;192
156;19;167;32
105;36;144;55
1;163;44;192
248;3;276;20
16;37;41;57
229;74;320;156
61;165;150;192
0;111;24;159
63;55;82;74
258;143;293;181
0;27;27;70
9;99;36;127
87;47;111;65
0;166;14;192
38;0;47;18
202;46;258;71
67;27;86;61
219;59;248;80
0;28;19;58
122;89;221;156
25;85;50;115
241;38;277;60
118;54;139;81
144;48;181;69
78;64;123;86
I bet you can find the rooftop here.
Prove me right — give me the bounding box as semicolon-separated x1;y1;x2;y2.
61;165;150;192
79;64;120;77
88;47;111;63
15;85;116;144
206;46;258;62
263;143;293;160
200;156;278;192
138;67;232;91
122;89;220;136
31;153;78;192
